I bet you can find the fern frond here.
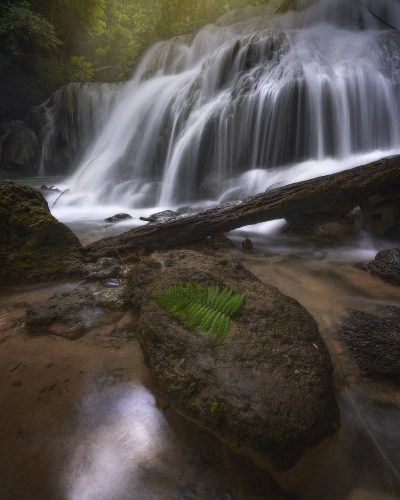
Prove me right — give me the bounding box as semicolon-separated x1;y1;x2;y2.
154;282;245;343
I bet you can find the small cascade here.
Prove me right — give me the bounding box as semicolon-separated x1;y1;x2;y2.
50;0;400;207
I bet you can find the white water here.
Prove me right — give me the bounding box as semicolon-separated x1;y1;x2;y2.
48;0;400;214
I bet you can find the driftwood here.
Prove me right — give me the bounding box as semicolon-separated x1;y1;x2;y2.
87;155;400;259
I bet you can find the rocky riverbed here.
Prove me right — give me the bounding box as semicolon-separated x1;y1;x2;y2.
1;180;400;499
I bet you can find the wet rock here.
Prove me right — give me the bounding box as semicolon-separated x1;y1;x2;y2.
140;210;179;223
105;213;132;224
365;248;400;285
84;257;122;280
176;206;199;216
0;182;82;285
241;238;254;253
26;282;128;339
285;214;354;243
341;306;400;381
39;185;61;194
0;124;40;177
129;250;339;470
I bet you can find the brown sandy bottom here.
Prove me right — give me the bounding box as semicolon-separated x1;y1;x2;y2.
0;284;289;500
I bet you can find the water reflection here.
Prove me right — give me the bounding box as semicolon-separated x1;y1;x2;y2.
62;383;282;500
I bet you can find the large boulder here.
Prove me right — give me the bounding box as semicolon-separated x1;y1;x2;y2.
128;250;339;470
365;248;400;285
0;123;39;177
341;306;400;382
0;181;82;285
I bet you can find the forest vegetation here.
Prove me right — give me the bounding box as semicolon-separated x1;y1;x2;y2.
0;0;268;121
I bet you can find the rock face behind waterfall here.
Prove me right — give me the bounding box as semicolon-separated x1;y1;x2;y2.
0;182;82;285
128;250;339;470
0;83;119;178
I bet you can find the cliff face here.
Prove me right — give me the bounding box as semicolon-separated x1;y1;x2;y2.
0;83;119;179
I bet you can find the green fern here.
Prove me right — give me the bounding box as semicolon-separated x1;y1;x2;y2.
154;282;245;343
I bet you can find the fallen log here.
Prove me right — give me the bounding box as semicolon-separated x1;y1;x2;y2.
86;155;400;259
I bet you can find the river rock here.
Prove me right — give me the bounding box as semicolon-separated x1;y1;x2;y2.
365;248;400;285
39;185;61;194
341;306;400;381
0;182;82;285
26;282;128;339
105;213;132;224
140;210;180;223
128;250;339;470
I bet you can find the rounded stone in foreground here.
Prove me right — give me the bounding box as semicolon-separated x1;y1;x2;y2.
366;248;400;285
341;305;400;382
129;250;339;470
0;181;82;285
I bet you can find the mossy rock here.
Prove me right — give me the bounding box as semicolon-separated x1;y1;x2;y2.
0;181;83;285
129;250;340;471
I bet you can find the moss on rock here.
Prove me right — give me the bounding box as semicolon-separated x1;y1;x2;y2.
0;181;82;285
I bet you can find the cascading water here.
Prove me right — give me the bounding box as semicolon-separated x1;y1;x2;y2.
61;0;400;209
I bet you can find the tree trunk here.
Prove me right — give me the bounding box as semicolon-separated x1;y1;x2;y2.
86;155;400;259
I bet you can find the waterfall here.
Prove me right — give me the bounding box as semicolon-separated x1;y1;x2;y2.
60;0;400;208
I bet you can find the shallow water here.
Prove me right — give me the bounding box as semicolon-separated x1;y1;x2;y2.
1;202;400;498
0;284;289;500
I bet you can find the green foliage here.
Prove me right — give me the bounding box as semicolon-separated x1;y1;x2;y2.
155;282;244;344
69;56;95;82
0;1;60;57
0;0;282;119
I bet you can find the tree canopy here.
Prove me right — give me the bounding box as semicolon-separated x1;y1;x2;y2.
0;0;268;120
